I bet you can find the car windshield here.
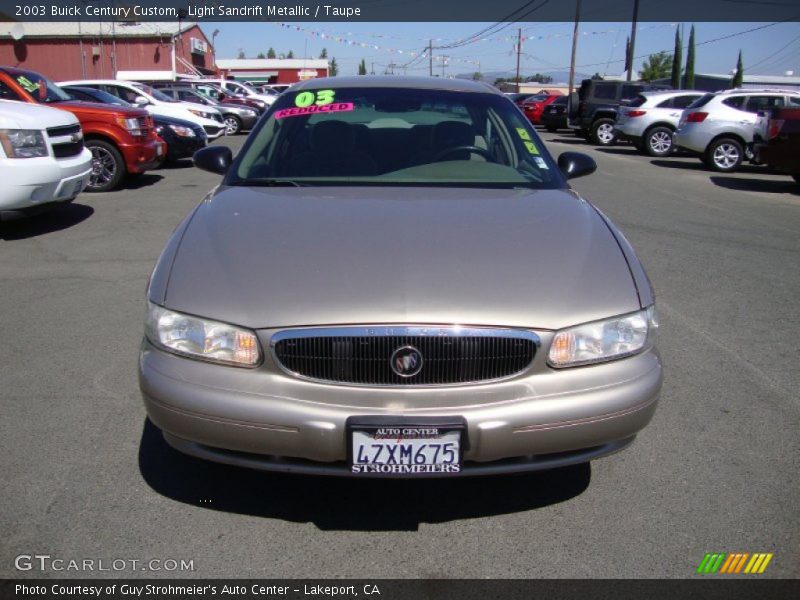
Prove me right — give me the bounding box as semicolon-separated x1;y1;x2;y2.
230;87;563;189
67;87;132;107
13;70;72;103
132;83;177;103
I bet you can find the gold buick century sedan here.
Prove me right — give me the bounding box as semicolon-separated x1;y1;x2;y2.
139;77;662;477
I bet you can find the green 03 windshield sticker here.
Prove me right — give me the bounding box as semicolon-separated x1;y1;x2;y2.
294;89;336;107
515;127;540;155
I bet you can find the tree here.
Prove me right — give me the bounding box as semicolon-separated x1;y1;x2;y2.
639;51;673;82
731;50;744;87
591;72;604;80
685;25;696;89
329;57;338;77
237;49;245;59
319;48;328;59
358;59;368;75
287;50;294;59
256;52;265;59
671;29;682;89
472;72;483;81
267;47;276;59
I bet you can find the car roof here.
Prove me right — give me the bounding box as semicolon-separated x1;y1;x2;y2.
290;75;501;95
641;89;702;97
713;88;800;96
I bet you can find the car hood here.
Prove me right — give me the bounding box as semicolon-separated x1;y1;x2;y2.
162;186;640;330
54;100;149;118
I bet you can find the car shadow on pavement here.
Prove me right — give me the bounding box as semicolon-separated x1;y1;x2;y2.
649;159;769;175
710;176;799;195
158;159;195;170
595;146;640;156
549;137;590;145
0;202;94;240
138;419;591;531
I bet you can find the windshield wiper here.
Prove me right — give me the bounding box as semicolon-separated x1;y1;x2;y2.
234;179;306;187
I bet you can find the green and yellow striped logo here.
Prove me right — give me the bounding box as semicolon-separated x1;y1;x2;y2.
697;552;773;574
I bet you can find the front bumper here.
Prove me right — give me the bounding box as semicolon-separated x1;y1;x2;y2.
140;338;662;477
673;125;710;154
119;138;163;174
237;112;259;130
0;149;92;216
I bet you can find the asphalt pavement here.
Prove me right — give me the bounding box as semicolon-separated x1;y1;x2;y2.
1;130;798;579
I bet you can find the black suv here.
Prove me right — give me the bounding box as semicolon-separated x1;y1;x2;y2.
569;79;670;145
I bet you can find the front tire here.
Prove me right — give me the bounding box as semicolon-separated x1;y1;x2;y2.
224;115;242;135
590;118;616;146
643;126;674;157
85;140;125;192
705;138;743;172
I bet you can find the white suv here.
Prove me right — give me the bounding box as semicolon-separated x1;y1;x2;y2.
0;100;92;220
616;90;703;157
673;88;800;172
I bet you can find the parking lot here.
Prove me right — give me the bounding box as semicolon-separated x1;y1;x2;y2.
1;129;798;578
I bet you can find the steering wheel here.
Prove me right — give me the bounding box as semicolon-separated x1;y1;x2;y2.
433;145;496;162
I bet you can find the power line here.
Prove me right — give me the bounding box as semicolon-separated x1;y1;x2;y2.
745;33;800;70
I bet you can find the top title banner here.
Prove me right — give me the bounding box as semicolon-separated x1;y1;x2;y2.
1;0;799;23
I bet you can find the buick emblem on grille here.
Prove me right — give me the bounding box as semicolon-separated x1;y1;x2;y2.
390;346;423;378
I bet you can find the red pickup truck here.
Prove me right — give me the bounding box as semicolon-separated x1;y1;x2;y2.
0;66;164;191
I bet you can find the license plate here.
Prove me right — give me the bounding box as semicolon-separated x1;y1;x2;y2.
348;417;465;476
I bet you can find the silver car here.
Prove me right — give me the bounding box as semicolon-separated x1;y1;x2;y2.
139;77;662;478
616;90;702;156
673;88;800;172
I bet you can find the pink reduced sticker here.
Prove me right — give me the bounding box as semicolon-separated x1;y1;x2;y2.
274;102;354;119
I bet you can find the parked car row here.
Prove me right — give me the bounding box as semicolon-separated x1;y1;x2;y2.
0;66;268;203
531;78;800;182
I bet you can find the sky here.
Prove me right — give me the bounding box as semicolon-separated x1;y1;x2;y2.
203;21;800;80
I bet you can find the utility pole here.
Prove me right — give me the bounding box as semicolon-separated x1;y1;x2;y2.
429;39;433;76
568;0;581;95
627;0;640;81
441;56;448;78
515;27;523;93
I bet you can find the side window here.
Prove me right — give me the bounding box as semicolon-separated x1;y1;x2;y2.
0;80;23;101
672;95;701;109
788;96;800;107
621;85;643;100
656;97;674;108
745;95;784;113
592;83;617;100
721;96;746;110
117;87;141;104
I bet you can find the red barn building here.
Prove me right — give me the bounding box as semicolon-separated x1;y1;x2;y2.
216;58;329;84
0;21;217;81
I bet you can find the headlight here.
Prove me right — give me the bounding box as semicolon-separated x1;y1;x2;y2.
188;109;212;120
0;129;48;158
117;117;143;136
168;124;196;138
547;306;658;368
145;302;261;367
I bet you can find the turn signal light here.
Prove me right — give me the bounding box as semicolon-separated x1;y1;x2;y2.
686;112;708;123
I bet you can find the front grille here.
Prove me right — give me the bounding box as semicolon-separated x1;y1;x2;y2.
46;124;81;138
52;140;84;158
272;326;538;386
203;125;223;135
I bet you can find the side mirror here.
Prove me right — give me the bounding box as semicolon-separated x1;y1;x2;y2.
193;146;232;175
133;95;150;106
558;151;597;180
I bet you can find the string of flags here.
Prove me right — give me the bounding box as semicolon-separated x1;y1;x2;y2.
275;23;677;68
